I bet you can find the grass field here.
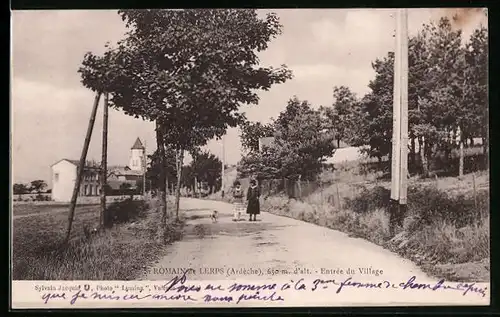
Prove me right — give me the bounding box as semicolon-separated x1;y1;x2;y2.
12;198;184;280
12;203;98;217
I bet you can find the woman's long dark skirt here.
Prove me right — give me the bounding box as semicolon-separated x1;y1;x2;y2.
246;199;260;215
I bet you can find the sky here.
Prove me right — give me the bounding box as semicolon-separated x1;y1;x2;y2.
11;8;487;186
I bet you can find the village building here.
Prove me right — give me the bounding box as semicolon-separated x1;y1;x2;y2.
50;138;146;202
107;138;146;191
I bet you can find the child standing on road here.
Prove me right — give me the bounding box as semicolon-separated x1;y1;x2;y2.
232;180;244;221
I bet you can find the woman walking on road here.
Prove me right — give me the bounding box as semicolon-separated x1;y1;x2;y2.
246;179;260;221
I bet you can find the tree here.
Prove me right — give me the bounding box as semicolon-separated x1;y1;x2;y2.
29;180;47;194
78;9;292;227
238;97;336;181
13;183;29;199
356;52;395;163
240;120;275;153
180;165;195;191
321;86;361;148
357;16;487;178
190;150;223;194
118;183;134;198
146;145;177;193
464;26;488;168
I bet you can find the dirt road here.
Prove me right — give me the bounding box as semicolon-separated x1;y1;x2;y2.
141;198;430;283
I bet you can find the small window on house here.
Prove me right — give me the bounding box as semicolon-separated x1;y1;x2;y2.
54;173;59;182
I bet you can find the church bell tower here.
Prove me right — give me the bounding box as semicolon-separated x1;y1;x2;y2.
129;137;145;172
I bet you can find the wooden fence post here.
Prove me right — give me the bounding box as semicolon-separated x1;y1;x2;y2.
320;180;324;204
336;184;341;209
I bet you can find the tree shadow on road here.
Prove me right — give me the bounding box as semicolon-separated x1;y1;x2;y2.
182;221;288;241
183;208;212;213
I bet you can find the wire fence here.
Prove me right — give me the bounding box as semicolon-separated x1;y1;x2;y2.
258;178;375;207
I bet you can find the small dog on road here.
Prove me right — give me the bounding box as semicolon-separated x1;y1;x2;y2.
210;210;219;223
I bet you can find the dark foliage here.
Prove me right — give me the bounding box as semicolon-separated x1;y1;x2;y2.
103;198;148;228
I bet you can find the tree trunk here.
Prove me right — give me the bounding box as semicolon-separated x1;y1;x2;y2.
155;120;168;239
444;142;452;166
459;138;464;177
420;138;429;177
388;149;392;174
410;136;416;173
426;141;433;176
483;136;488;169
175;149;184;221
470;137;474;147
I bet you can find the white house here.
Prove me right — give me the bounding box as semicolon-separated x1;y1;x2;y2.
50;159;101;202
51;138;146;202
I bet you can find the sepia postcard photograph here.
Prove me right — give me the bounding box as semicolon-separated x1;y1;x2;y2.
10;8;490;309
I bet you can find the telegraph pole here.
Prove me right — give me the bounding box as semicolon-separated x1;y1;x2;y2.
390;8;409;234
65;92;102;243
99;92;109;228
143;140;147;197
399;8;409;206
221;134;226;199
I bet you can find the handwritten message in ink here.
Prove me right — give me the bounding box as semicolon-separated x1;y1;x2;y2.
33;272;488;307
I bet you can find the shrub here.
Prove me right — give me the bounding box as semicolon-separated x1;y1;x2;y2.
407;185;488;228
344;186;390;214
104;198;148;228
34;194;51;201
343;184;487;228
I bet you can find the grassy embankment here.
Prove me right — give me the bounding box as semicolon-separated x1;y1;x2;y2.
12;197;184;280
263;156;489;282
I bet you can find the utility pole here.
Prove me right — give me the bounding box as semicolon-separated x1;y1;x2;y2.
221;134;226;199
65;92;102;243
400;8;409;206
143;140;147;197
390;8;409;235
99;92;109;228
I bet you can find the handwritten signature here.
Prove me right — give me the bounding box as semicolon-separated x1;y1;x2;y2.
40;272;488;305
